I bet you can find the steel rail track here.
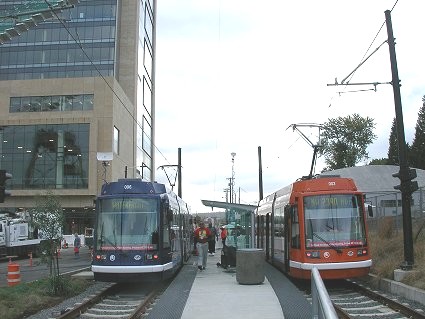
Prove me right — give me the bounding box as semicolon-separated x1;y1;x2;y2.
323;279;425;319
55;282;163;319
345;279;425;319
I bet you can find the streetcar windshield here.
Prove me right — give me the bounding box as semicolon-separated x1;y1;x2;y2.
95;197;158;250
304;194;366;248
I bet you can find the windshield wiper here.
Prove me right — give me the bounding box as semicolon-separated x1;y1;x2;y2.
112;227;120;251
313;232;342;254
99;222;104;250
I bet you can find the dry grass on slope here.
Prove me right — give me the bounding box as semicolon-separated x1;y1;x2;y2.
369;217;425;290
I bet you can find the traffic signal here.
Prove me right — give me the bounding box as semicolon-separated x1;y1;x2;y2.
392;168;419;194
0;169;12;203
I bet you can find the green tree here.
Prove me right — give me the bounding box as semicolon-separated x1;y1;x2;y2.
410;96;425;169
31;191;65;295
387;118;399;165
319;113;377;170
369;158;388;165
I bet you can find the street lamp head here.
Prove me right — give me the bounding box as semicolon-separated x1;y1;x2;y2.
231;152;236;158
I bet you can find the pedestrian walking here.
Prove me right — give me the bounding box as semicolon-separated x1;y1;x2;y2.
194;221;211;271
208;222;217;256
73;233;81;258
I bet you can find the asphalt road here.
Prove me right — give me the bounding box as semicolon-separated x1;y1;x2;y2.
0;246;92;287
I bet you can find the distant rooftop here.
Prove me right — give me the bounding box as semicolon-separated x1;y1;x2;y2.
320;165;425;194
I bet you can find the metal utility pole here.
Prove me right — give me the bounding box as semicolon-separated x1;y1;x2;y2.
385;10;418;270
178;148;182;198
258;146;263;201
230;152;236;203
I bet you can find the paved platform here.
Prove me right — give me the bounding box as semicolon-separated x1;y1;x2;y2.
146;247;312;319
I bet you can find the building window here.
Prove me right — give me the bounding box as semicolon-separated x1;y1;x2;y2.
10;94;94;113
113;126;119;155
0;124;89;189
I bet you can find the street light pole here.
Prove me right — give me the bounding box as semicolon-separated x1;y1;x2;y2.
231;152;236;204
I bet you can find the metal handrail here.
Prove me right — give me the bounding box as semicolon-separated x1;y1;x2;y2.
311;267;338;319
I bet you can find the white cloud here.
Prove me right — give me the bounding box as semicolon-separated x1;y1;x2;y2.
154;0;425;213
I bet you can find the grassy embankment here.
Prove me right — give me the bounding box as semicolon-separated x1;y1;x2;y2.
0;276;92;319
369;217;425;289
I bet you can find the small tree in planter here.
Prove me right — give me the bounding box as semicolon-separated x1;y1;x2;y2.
31;191;65;294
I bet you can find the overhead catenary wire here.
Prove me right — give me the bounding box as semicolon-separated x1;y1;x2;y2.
328;0;400;98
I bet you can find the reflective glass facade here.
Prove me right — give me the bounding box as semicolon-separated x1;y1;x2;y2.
0;0;156;181
0;1;116;80
137;0;155;179
0;124;89;189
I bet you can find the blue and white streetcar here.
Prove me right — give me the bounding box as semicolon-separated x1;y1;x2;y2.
91;179;192;282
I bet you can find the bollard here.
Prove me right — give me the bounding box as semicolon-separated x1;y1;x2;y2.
7;263;21;287
236;248;265;285
28;252;33;267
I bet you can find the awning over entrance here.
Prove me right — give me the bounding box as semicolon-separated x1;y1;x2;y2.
201;200;257;212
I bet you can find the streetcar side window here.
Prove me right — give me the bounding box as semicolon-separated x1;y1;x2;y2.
291;201;300;249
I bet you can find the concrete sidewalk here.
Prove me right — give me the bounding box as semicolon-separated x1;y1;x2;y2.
180;248;284;319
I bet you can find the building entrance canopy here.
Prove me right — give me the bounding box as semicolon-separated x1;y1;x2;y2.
201;200;257;249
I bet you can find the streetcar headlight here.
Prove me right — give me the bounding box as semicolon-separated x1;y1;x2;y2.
145;253;159;260
95;254;107;261
357;249;367;256
306;251;320;259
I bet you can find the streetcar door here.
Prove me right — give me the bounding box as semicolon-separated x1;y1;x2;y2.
265;213;270;260
161;202;172;262
283;205;291;272
256;215;260;248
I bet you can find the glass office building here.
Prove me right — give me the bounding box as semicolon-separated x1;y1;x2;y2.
0;0;156;234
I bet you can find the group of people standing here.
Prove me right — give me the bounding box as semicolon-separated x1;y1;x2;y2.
193;221;227;271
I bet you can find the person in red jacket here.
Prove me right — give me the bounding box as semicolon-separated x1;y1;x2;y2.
194;221;211;271
220;226;227;248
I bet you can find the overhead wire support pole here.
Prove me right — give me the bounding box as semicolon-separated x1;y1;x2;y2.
327;81;391;87
385;9;415;270
339;40;387;85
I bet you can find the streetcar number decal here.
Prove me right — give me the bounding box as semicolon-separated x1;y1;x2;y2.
323;251;330;258
124;184;132;190
328;181;336;186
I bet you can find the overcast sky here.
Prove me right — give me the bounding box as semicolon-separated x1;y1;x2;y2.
153;0;425;213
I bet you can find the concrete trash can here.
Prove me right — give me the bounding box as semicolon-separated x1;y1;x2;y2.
236;248;265;285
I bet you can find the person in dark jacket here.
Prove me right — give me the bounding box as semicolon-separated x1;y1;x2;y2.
73;233;81;258
208;223;217;256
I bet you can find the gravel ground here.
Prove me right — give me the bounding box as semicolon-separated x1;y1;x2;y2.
25;281;111;319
